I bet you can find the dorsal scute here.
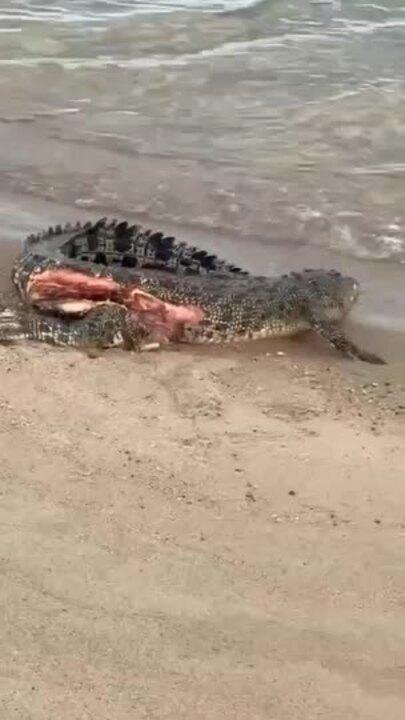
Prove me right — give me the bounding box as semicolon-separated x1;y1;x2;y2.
33;217;249;278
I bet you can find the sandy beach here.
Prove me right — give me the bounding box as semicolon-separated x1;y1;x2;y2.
1;203;405;719
1;0;404;715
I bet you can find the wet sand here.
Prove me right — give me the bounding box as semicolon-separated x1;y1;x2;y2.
0;197;405;719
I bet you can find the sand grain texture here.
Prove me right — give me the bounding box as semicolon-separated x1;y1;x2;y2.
0;337;404;719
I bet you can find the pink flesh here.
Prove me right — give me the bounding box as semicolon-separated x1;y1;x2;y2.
27;269;122;303
27;269;204;341
126;289;205;342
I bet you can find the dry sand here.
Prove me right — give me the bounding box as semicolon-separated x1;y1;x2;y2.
0;229;405;719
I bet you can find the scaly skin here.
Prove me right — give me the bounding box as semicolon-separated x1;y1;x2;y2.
1;218;385;363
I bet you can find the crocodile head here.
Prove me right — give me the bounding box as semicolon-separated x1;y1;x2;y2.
299;269;360;320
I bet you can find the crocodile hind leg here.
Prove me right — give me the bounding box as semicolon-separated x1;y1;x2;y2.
0;305;162;353
310;317;386;365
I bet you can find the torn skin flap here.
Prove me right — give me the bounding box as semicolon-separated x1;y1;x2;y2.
126;288;205;324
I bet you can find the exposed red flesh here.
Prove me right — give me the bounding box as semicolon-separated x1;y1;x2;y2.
27;268;204;341
27;269;123;303
127;288;205;342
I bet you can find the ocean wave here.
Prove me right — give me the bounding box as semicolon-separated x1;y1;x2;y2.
0;16;403;70
3;0;405;25
1;0;267;24
1;0;404;269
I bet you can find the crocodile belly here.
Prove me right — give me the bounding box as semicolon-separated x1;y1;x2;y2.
183;318;311;344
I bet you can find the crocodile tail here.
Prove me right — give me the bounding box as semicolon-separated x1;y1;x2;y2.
0;309;28;343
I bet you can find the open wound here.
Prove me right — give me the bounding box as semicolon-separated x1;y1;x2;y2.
26;268;204;342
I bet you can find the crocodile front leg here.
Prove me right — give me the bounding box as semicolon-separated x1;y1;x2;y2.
310;316;386;365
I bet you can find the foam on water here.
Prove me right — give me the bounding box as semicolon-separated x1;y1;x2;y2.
3;0;405;26
2;0;264;23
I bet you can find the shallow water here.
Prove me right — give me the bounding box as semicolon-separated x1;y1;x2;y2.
0;0;404;332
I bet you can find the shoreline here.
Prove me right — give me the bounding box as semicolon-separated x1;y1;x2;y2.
1;4;404;714
0;190;404;371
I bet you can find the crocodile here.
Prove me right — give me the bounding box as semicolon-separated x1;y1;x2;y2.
0;217;385;364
